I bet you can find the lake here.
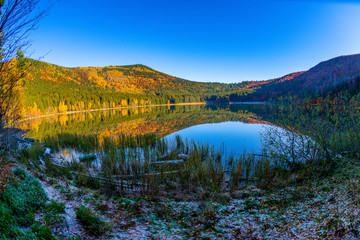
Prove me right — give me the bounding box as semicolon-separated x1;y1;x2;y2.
22;103;279;156
166;121;266;156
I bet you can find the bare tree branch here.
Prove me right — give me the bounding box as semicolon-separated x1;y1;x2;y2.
0;0;50;130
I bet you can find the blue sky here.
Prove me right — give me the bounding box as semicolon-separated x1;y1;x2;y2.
29;0;360;83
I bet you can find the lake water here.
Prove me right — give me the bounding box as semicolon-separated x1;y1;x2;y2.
22;103;278;156
166;121;267;156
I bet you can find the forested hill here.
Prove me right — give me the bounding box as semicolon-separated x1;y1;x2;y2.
21;54;360;118
235;54;360;101
23;59;251;117
27;60;244;95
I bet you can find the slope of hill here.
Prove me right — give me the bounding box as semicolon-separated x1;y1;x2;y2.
21;54;360;118
22;60;252;116
228;72;305;101
239;54;360;101
300;54;360;90
27;60;242;95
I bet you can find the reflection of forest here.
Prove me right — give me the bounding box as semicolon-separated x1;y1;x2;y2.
22;104;274;141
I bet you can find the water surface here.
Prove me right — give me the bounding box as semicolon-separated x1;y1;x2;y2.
23;103;277;155
166;121;267;155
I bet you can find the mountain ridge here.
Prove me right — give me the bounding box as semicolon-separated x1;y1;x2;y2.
235;53;360;101
21;53;360;117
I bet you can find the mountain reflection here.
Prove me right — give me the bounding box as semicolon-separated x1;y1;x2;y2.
21;103;274;144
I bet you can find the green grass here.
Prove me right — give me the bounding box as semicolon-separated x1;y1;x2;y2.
18;142;45;169
0;167;51;239
23;98;359;199
20;132;290;199
79;153;97;164
43;132;158;152
76;205;112;236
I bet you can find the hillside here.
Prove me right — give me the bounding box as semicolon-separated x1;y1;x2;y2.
238;54;360;101
20;54;360;118
228;72;305;101
26;60;245;95
22;60;251;117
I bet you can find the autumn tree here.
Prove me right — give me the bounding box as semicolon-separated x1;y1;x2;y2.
0;0;48;130
0;50;28;126
58;100;68;113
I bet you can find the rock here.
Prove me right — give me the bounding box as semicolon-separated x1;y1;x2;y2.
24;138;35;142
177;153;189;160
231;190;251;199
44;148;51;155
246;185;265;196
215;192;232;204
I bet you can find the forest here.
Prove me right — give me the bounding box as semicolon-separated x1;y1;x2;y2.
16;53;360;121
21;59;253;118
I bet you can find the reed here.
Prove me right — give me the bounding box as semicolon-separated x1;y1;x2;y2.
43;132;159;152
20;132;288;197
18;142;45;169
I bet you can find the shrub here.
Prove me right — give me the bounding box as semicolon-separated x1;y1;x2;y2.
44;200;66;225
31;222;56;240
79;153;97;164
1;168;48;225
0;201;14;236
0;167;50;239
0;157;13;193
76;205;111;236
46;200;65;214
18;142;45;170
67;237;82;240
199;201;218;230
243;198;261;210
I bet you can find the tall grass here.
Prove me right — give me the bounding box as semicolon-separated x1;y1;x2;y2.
270;97;360;175
20;132;292;197
43;132;158;152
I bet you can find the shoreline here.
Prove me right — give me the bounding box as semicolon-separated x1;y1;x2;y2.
20;102;206;122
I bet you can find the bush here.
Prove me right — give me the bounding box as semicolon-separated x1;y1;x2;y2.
18;142;45;170
0;201;15;236
79;153;97;164
76;205;111;236
0;167;50;239
31;222;55;240
44;200;66;225
46;200;65;214
199;201;218;230
1;168;48;225
0;157;13;193
244;198;261;210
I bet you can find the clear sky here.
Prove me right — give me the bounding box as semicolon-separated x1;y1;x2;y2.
28;0;360;83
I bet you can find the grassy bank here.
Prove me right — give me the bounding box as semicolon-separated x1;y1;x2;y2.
18;97;359;200
5;96;360;238
0;167;51;239
9;148;360;239
19;133;285;200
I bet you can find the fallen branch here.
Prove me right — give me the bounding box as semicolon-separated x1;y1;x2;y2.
152;159;184;165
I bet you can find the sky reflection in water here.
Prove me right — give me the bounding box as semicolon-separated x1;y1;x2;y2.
166;121;268;156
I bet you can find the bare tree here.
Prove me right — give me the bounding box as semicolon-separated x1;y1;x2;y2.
0;0;49;130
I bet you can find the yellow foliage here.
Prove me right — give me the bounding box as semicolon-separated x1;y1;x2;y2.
121;99;128;106
121;109;128;116
58;101;68;113
59;115;69;126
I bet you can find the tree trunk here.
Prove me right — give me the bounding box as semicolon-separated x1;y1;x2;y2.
0;116;3;132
